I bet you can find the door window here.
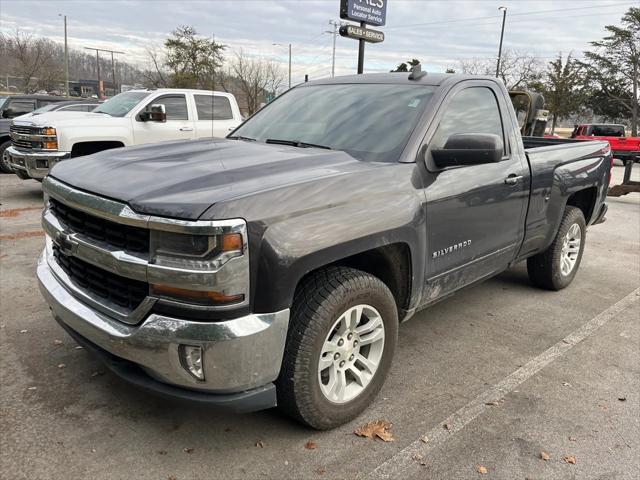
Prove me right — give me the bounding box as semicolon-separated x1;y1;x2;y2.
8;100;36;116
195;95;233;120
431;87;505;151
144;95;189;120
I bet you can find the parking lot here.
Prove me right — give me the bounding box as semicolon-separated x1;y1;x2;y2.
0;165;638;480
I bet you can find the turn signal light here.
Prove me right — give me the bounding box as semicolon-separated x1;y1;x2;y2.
43;141;58;150
151;283;244;306
221;233;243;253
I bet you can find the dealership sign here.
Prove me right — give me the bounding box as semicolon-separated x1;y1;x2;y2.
340;0;388;27
339;24;385;43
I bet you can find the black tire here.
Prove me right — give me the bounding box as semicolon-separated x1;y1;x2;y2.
0;140;12;173
276;266;398;430
527;206;586;290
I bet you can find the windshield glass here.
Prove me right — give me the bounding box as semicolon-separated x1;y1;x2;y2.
0;97;6;110
231;83;436;162
93;91;151;117
31;104;62;114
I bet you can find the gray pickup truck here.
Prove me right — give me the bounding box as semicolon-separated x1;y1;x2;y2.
37;72;611;429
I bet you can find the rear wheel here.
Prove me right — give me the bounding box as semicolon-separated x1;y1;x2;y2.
527;206;586;290
0;140;12;173
277;267;398;430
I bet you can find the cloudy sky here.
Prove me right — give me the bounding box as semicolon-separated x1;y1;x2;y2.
0;0;634;84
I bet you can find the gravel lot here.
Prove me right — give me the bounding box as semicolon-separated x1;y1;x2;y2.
1;165;638;480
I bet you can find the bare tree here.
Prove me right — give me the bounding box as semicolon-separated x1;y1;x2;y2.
142;46;169;88
220;50;285;115
459;49;543;90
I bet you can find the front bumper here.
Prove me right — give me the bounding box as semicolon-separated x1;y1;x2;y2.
6;146;70;180
37;250;290;412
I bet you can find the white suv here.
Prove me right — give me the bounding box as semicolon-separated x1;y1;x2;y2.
7;89;243;180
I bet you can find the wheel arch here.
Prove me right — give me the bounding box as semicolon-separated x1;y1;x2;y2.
252;231;422;321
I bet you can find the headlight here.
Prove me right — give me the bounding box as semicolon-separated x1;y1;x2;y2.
150;230;243;270
149;229;248;307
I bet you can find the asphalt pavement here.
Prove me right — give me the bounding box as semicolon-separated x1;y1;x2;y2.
0;164;638;480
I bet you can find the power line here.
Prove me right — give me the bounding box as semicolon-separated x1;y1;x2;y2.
385;2;631;30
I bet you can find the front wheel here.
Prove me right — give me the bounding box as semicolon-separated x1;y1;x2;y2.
527;206;586;290
277;267;398;430
0;140;12;173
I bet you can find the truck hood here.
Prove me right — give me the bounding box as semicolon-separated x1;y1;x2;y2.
13;111;121;128
49;139;380;220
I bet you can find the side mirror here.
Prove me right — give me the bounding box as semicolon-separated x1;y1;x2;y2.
431;133;504;168
2;108;15;119
140;104;166;122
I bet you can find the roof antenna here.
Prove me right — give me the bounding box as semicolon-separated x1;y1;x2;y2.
408;63;427;81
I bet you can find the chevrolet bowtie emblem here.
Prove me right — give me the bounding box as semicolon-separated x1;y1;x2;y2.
54;231;79;256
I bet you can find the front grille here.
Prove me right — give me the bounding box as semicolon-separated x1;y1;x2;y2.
9;125;36;135
50;198;149;253
10;125;39;150
53;245;148;310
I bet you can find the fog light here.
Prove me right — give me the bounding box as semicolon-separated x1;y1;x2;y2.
179;345;205;381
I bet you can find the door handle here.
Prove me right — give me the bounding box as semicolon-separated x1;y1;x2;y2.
504;174;523;185
179;127;194;132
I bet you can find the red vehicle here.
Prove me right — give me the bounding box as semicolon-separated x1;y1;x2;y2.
571;124;639;163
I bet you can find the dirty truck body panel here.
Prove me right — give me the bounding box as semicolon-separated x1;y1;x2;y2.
38;73;610;414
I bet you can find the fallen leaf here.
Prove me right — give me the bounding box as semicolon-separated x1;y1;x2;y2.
568;436;577;442
27;386;37;391
305;440;317;450
476;464;488;474
90;371;104;377
57;363;66;369
317;468;326;475
485;400;500;406
256;440;265;448
20;329;28;334
53;339;63;346
413;454;427;466
168;476;177;480
420;435;429;444
540;451;550;461
224;427;231;432
618;396;626;402
284;460;289;466
158;450;168;455
599;404;608;411
91;448;96;453
74;346;83;350
183;448;194;454
562;382;571;387
443;423;452;431
354;420;394;442
563;455;576;464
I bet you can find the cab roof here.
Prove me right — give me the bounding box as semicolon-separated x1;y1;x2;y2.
304;72;494;87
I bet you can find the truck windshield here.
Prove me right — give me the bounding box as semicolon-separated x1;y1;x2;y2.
93;91;151;117
590;125;625;137
231;84;436;162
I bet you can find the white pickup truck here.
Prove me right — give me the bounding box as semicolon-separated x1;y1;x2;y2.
7;88;243;180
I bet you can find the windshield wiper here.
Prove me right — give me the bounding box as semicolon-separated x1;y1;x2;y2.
228;135;256;142
265;139;331;150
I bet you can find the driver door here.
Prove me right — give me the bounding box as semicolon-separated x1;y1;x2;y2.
132;94;195;145
422;83;529;300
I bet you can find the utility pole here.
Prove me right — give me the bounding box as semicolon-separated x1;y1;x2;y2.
59;14;69;97
496;6;508;79
84;47;124;98
326;20;340;77
288;43;292;89
273;43;292;89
